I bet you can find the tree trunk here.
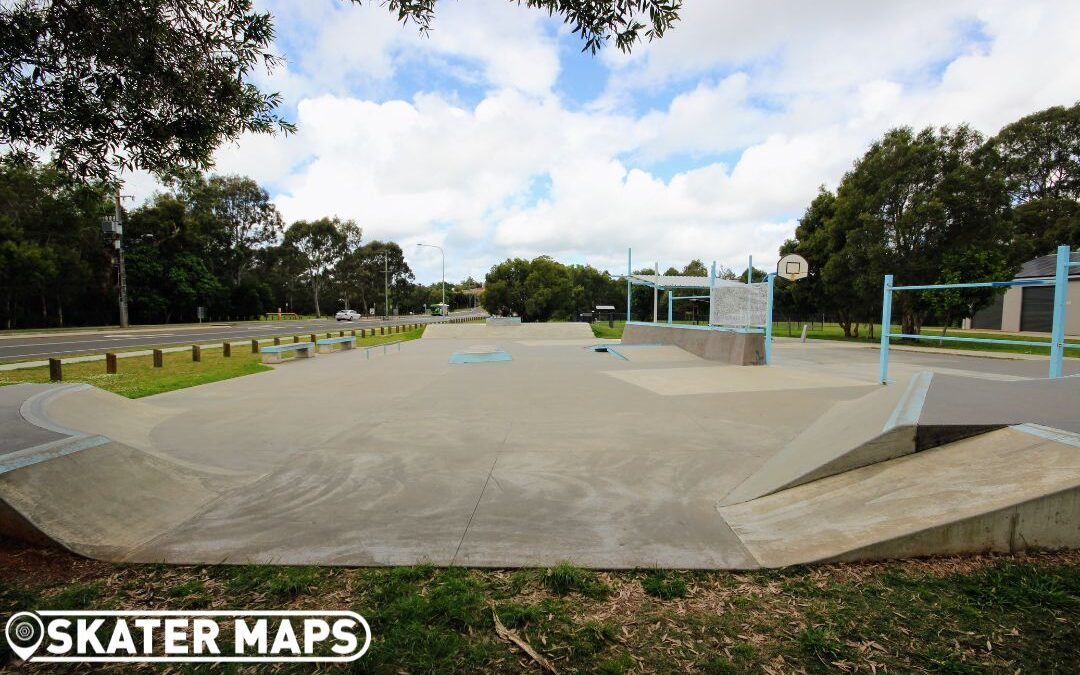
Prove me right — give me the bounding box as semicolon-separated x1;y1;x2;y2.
313;279;321;317
57;296;64;327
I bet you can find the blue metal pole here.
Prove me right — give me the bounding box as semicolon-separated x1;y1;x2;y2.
1049;244;1070;378
709;261;716;329
626;248;632;323
747;255;752;284
667;290;672;325
765;273;775;365
879;275;893;384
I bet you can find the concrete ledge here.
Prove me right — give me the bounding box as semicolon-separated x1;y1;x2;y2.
486;317;522;326
622;323;765;365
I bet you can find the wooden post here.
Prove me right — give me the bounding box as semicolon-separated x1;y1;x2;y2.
310;333;317;343
380;326;385;335
49;358;62;382
326;332;332;339
339;330;344;337
223;342;232;357
192;345;201;362
350;330;356;337
274;337;281;346
153;349;163;367
250;339;258;353
105;352;117;374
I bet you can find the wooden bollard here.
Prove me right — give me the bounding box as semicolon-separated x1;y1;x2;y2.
350;330;356;337
250;339;258;353
192;345;201;362
380;326;385;335
293;335;300;343
223;342;232;357
105;352;117;374
339;330;345;337
49;358;62;382
326;332;332;339
274;337;281;346
310;333;317;343
153;349;163;367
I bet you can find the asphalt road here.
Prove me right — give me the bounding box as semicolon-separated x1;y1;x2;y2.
0;310;487;362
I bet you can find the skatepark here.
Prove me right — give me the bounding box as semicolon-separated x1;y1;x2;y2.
1;319;1077;569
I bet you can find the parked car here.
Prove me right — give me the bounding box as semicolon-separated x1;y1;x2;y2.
335;309;361;321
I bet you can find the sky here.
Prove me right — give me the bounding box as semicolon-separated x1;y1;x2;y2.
127;0;1080;285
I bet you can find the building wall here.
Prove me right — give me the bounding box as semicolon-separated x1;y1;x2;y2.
998;281;1079;334
1001;286;1022;332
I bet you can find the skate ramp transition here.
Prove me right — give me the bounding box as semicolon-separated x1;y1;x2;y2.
0;369;1077;568
0;384;256;559
422;321;594;340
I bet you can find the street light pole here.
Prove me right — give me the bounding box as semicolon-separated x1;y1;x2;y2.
416;243;445;314
384;254;389;319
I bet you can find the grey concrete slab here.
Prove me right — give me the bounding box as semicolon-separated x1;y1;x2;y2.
920;374;1080;433
1;331;1077;568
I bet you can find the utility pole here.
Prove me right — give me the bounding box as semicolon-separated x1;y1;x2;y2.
116;190;129;328
102;189;130;327
384;253;389;319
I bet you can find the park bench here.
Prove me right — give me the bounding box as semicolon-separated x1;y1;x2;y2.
260;342;314;364
316;336;357;354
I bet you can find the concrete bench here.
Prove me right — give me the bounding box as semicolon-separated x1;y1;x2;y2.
316;336;357;354
260;342;314;364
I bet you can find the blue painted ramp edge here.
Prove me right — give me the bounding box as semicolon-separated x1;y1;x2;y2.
449;351;512;364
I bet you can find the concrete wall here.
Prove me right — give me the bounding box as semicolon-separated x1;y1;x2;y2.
622;323;765;365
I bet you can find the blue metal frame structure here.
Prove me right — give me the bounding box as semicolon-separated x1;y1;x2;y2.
622;248;777;364
878;244;1079;383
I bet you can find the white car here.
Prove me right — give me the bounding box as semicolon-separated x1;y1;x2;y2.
335;309;361;321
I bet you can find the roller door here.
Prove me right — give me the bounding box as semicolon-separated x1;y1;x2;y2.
1020;286;1054;332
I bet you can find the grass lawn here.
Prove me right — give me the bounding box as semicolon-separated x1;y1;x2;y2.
0;326;426;398
0;540;1076;672
592;321;1080;358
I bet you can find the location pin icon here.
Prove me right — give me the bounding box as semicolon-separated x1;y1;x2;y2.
5;612;44;661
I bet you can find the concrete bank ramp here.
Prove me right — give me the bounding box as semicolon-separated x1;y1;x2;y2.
0;384;257;560
721;372;1080;505
423;322;594;340
719;426;1080;567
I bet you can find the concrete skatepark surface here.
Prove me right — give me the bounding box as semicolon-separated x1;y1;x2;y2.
0;322;1077;568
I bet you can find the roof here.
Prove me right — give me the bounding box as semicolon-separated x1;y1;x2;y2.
623;274;747;289
1015;252;1080;279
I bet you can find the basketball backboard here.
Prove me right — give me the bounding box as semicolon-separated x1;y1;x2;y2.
777;254;809;281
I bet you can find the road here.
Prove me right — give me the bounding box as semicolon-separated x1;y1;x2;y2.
0;311;487;362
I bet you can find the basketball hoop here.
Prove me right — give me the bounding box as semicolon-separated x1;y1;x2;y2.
777;254;809;282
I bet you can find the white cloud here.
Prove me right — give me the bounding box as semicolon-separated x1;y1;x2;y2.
131;0;1080;284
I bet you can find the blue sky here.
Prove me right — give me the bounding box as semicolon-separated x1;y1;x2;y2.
169;0;1080;284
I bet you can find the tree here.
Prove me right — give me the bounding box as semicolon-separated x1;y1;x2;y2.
283;218;350;317
1;1;680;185
927;248;1010;336
986;103;1080;261
0;158;112;328
181;175;284;284
335;240;412;315
828;125;1011;335
0;0;290;183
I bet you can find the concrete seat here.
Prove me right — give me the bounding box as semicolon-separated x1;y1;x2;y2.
260;342;314;364
315;336;357;354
